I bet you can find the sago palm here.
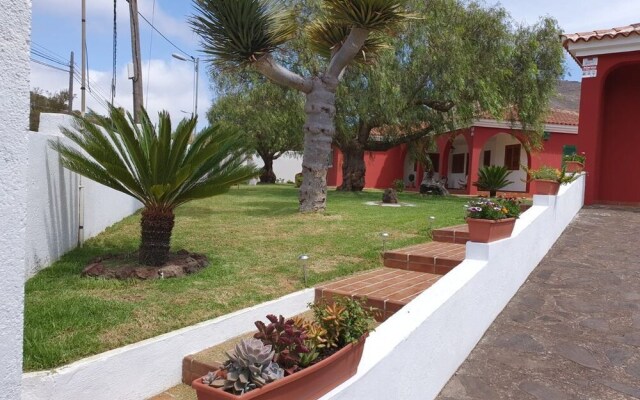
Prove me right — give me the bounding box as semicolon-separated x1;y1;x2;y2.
51;106;258;266
473;165;513;197
191;0;411;212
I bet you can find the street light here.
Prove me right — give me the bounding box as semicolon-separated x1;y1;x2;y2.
298;254;310;287
380;232;390;253
172;53;199;130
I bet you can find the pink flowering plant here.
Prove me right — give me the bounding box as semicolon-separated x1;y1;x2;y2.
465;196;521;220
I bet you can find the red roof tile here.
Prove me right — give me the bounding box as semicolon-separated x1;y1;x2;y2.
562;23;640;47
545;109;579;126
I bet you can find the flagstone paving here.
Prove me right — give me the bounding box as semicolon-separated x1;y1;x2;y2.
437;207;640;400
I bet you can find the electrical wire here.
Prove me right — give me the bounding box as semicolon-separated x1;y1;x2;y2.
144;0;156;108
30;58;69;73
112;0;118;105
136;9;192;59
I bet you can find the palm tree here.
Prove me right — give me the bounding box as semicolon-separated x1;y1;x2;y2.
473;165;513;197
51;106;258;266
190;0;411;212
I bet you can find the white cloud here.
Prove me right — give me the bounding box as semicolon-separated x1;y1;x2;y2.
30;58;211;129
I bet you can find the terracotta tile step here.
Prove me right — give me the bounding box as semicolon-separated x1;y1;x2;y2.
383;241;465;275
432;224;469;244
315;268;442;321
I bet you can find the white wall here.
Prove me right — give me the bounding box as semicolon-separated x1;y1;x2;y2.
22;289;314;400
26;114;142;277
249;152;302;183
482;133;527;192
0;1;30;399
322;175;585;400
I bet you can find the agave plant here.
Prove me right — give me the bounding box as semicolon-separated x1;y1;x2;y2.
51;106;258;266
191;0;411;212
473;165;513;197
203;338;285;395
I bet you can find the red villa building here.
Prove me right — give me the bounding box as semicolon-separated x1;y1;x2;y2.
327;23;640;205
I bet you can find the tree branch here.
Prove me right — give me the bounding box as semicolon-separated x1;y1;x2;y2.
364;127;435;151
326;27;369;79
415;99;455;112
254;55;313;94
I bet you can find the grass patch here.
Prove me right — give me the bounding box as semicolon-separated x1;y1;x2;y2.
24;185;467;371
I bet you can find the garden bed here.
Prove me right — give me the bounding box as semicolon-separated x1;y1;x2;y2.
24;185;467;371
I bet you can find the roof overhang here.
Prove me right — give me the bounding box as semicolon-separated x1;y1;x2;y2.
565;34;640;64
472;119;578;135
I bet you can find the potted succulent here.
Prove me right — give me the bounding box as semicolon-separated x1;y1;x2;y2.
193;297;375;400
465;196;521;243
562;152;586;173
523;165;577;195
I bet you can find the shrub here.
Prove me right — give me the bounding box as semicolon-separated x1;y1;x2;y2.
294;172;303;188
563;152;586;164
473;165;513;197
465;197;521;220
523;165;577;184
393;179;405;192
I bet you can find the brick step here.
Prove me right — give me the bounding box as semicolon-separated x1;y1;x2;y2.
383;241;465;274
315;268;442;321
432;224;469;244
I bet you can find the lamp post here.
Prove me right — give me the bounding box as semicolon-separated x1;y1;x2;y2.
380;232;390;253
171;53;199;132
298;254;310;287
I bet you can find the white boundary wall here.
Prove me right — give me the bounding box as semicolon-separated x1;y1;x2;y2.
26;114;142;277
322;175;586;399
248;152;302;183
22;289;314;400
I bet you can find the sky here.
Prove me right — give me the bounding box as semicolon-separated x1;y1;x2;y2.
30;0;640;128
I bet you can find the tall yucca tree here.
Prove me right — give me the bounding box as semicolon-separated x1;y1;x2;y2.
51;106;258;266
191;0;411;212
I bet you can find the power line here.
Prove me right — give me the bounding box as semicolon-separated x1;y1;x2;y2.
136;8;192;59
31;58;69;73
145;0;157;108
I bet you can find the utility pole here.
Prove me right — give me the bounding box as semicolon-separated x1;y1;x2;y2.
128;0;143;123
68;51;74;113
79;0;86;248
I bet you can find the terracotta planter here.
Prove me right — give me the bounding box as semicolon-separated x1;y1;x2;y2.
564;161;584;173
193;335;367;400
466;218;516;243
533;179;560;195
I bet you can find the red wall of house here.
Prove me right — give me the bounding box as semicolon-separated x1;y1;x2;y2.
327;145;407;188
574;50;640;205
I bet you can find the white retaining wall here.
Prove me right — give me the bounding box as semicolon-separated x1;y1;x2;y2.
26;113;142;277
322;175;586;399
21;289;315;400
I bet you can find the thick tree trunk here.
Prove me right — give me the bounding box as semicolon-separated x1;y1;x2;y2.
299;77;337;212
338;145;366;191
139;208;175;266
259;155;276;183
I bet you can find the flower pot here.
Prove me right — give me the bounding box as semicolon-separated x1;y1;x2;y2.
466;218;516;243
564;161;584;173
192;335;367;400
533;179;560;195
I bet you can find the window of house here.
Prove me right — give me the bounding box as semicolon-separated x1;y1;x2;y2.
452;153;466;174
562;144;577;156
504;144;521;170
428;153;440;173
483;150;491;167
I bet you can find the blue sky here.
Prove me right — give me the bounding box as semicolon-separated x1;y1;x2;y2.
31;0;640;125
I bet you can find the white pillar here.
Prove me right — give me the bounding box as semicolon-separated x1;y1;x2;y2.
0;0;30;398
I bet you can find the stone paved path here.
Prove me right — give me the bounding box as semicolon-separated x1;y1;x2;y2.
437;207;640;400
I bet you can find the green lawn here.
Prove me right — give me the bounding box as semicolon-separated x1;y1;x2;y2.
24;185;467;371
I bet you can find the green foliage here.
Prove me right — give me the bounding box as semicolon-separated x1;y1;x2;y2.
465;197;521;220
51;106;259;211
562;153;585;163
294;172;304;188
306;20;388;63
309;296;375;348
473;165;513;197
523;165;577;184
393;179;405;192
323;0;413;31
30;88;71;131
254;314;310;373
203;338;284;395
208;80;304;182
191;0;296;67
